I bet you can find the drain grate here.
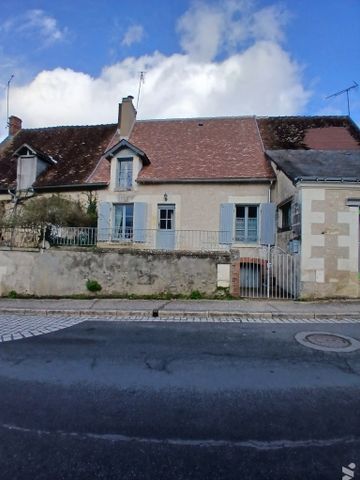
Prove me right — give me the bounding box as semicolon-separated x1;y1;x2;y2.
295;331;360;352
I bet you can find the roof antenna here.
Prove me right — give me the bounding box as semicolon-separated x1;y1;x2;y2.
326;81;358;116
136;71;146;111
6;74;15;127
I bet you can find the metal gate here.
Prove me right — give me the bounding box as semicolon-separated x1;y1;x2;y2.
237;246;300;299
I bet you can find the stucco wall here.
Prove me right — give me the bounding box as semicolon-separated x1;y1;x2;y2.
100;179;270;234
0;248;230;297
300;184;360;298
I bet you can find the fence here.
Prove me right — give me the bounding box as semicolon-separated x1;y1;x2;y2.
236;246;300;299
0;226;227;251
98;228;228;251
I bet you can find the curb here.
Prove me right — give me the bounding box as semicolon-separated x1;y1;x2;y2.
0;308;358;321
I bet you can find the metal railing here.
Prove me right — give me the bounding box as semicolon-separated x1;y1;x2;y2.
237;245;300;299
1;226;228;251
49;227;97;247
98;228;229;251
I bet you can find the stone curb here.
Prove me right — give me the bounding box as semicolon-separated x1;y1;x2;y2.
0;308;358;321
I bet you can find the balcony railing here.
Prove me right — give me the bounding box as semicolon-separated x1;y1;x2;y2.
98;228;228;251
0;226;228;251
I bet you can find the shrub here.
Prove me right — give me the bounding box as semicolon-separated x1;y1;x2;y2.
86;279;102;293
8;290;18;298
189;290;203;299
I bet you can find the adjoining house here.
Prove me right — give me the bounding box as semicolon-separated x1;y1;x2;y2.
0;115;116;207
0;96;360;298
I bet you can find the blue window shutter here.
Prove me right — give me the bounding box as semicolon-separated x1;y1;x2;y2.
133;202;147;242
260;203;276;245
219;203;234;244
97;202;112;241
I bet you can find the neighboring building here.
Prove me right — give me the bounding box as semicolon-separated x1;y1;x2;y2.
257;116;360;297
1;96;360;298
0;115;116;211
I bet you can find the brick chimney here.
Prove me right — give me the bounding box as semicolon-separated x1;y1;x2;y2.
118;96;136;138
8;115;22;136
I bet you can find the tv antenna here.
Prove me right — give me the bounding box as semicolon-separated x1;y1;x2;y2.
326;81;358;116
6;74;15;127
136;71;146;110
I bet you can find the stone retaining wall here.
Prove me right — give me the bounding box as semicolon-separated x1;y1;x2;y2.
0;248;230;297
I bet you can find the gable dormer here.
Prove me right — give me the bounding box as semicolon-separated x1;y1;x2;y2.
14;143;57;191
104;139;150;191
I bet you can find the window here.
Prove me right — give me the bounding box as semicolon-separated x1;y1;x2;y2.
235;205;258;242
158;205;175;230
114;204;133;240
279;201;292;231
117;158;133;189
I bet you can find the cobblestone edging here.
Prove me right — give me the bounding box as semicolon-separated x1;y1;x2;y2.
0;314;360;343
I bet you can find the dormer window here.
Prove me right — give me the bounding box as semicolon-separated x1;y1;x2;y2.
13;143;56;192
117;157;133;190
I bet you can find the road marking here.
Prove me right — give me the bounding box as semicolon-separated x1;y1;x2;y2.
2;423;359;450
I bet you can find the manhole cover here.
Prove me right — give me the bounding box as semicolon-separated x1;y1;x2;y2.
295;331;360;352
305;333;351;348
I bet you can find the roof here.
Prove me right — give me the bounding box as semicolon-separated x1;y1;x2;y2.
1;113;360;190
257;116;360;150
0;124;116;190
130;117;274;182
267;150;360;183
104;139;150;164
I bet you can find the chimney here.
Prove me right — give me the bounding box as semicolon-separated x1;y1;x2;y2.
118;96;136;138
8;115;22;136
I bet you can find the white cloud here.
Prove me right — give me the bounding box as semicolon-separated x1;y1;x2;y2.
0;9;68;45
0;1;311;138
177;0;289;61
121;25;144;47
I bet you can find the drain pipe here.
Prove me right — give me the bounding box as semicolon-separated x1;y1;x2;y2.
267;180;274;298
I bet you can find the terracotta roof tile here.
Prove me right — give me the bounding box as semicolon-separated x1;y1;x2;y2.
0;124;116;190
130;117;274;182
257;116;360;150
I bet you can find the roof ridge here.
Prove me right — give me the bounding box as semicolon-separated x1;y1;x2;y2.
22;123;117;132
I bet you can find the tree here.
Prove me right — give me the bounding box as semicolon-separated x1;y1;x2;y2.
14;194;97;227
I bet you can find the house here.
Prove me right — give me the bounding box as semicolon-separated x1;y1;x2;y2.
1;96;360;298
0;115;116;210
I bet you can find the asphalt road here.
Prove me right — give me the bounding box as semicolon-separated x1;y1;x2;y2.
0;319;359;480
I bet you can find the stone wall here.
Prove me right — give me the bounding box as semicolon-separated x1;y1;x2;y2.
0;248;230;297
300;184;360;298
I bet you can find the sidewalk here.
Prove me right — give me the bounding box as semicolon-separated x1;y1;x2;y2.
0;298;359;319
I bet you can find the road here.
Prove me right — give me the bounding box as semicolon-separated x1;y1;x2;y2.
0;318;359;479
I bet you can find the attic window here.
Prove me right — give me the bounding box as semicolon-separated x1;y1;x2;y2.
117;157;133;190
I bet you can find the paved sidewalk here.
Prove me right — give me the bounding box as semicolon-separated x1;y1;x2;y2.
0;298;359;319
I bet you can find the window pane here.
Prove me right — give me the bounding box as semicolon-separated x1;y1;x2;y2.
248;206;257;218
235;205;258;242
236;206;245;218
118;159;133;189
160;219;167;229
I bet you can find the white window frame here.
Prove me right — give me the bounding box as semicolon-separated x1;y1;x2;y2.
113;203;134;241
117;157;133;190
235;204;259;242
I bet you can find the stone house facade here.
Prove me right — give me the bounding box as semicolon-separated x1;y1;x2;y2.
1;97;360;298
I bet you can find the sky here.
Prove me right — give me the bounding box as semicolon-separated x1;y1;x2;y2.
0;0;359;139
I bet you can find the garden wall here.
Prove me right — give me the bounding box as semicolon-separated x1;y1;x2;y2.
0;248;230;297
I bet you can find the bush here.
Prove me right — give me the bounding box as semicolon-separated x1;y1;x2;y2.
189;290;203;299
8;290;18;298
86;279;102;293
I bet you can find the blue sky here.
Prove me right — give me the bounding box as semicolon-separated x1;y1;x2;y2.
0;0;359;138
